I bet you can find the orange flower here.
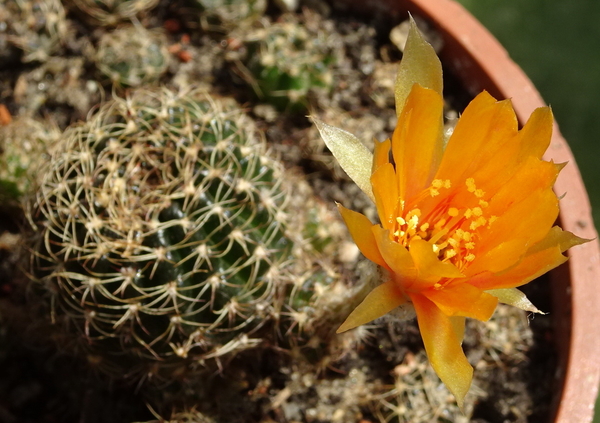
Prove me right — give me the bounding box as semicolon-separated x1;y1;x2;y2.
312;19;588;408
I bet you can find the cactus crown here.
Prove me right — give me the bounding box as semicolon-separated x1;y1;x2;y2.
193;0;266;30
95;25;169;87
29;88;305;376
237;13;335;112
0;117;59;201
0;0;68;63
69;0;160;26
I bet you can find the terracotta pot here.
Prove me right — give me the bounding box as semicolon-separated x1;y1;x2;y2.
330;0;600;421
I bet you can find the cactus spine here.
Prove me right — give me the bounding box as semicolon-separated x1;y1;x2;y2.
0;116;59;201
28;88;333;380
68;0;160;26
0;0;68;63
193;0;266;31
232;12;336;112
94;25;170;87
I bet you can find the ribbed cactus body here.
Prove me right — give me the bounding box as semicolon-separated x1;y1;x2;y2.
0;116;59;201
29;89;304;376
193;0;266;30
236;13;335;112
95;25;170;87
68;0;159;26
0;0;68;63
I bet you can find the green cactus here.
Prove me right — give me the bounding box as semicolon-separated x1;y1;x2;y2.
94;24;170;87
27;87;340;380
192;0;266;31
0;0;68;64
232;13;335;112
0;116;60;201
67;0;159;26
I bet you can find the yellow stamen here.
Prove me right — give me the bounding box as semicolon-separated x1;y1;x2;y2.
444;249;457;260
466;178;476;192
469;216;487;231
432;179;443;188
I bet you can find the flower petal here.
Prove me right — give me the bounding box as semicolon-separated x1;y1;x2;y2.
469;246;567;291
372;225;417;282
409;238;464;283
337;203;387;269
337;280;407;333
516;106;553;161
467;178;559;276
450;316;466;342
485;157;559;219
372;138;391;174
395;17;443;117
469;158;559;253
463;107;554;201
311;117;374;201
371;162;399;230
435;92;518;184
423;283;498;321
486;288;543;314
411;293;473;409
392;84;444;201
471;227;590;290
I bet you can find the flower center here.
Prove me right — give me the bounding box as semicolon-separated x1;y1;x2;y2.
391;178;497;271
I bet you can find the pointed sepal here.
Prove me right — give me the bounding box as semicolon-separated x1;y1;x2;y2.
395;16;443;117
337;280;407;333
311;117;374;201
486;288;544;314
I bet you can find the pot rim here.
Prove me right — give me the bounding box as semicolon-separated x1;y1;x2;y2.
331;0;600;421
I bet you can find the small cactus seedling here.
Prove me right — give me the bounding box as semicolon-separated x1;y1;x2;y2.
0;0;68;64
67;0;159;26
13;57;97;118
28;87;337;380
0;116;60;201
191;0;266;31
94;25;170;87
232;13;335;112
